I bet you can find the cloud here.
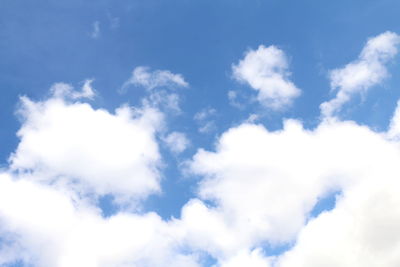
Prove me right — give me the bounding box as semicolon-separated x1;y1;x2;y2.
387;100;400;140
10;89;163;203
122;66;188;92
3;32;400;267
183;110;400;265
163;132;190;154
108;14;120;29
232;45;301;110
90;21;100;39
0;172;201;267
194;108;217;133
144;90;182;113
227;90;245;109
6;97;400;266
51;80;95;100
321;31;400;117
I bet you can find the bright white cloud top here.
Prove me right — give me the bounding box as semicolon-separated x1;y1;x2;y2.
321;31;400;117
232;45;301;110
10;86;163;203
1;31;400;267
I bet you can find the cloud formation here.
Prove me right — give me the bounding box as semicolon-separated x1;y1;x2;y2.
123;66;188;91
163;132;190;154
186;114;400;266
0;173;200;267
10;85;163;203
51;80;95;100
2;32;400;267
232;45;301;110
321;31;400;117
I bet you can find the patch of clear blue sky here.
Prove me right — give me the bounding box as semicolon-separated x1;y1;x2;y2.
1;0;400;228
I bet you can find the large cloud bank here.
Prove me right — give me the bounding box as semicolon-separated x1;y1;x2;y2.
1;32;400;267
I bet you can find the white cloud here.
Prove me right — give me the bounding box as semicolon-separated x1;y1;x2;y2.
219;249;272;267
51;80;95;100
144;90;181;113
10;92;163;203
194;108;217;133
163;132;190;154
321;31;400;117
194;108;216;121
184;107;400;265
0;172;201;267
123;66;188;91
388;100;400;140
3;32;400;267
91;21;100;39
6;98;400;266
232;45;301;110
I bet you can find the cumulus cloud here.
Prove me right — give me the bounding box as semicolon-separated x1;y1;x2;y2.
3;32;400;267
321;31;400;117
184;111;400;266
10;86;163;203
232;45;301;110
122;66;188;91
0;172;200;267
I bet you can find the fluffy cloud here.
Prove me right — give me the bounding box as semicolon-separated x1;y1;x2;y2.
0;172;200;267
10;86;163;203
232;45;301;109
3;33;400;267
184;109;400;265
122;66;188;91
321;31;400;117
6;101;400;266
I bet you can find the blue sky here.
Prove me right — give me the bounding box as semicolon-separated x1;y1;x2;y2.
2;1;400;266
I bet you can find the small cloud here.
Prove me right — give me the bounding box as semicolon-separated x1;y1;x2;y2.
144;91;181;113
228;90;246;109
194;107;217;133
163;132;190;154
245;113;259;123
194;107;216;121
232;45;301;110
107;14;120;29
198;121;216;134
90;21;100;39
122;66;188;92
321;31;400;117
50;79;96;100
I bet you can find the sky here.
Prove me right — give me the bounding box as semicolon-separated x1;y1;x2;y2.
1;0;400;266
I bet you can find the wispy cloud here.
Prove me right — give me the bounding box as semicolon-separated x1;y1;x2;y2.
321;31;400;117
122;66;188;92
90;21;101;39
